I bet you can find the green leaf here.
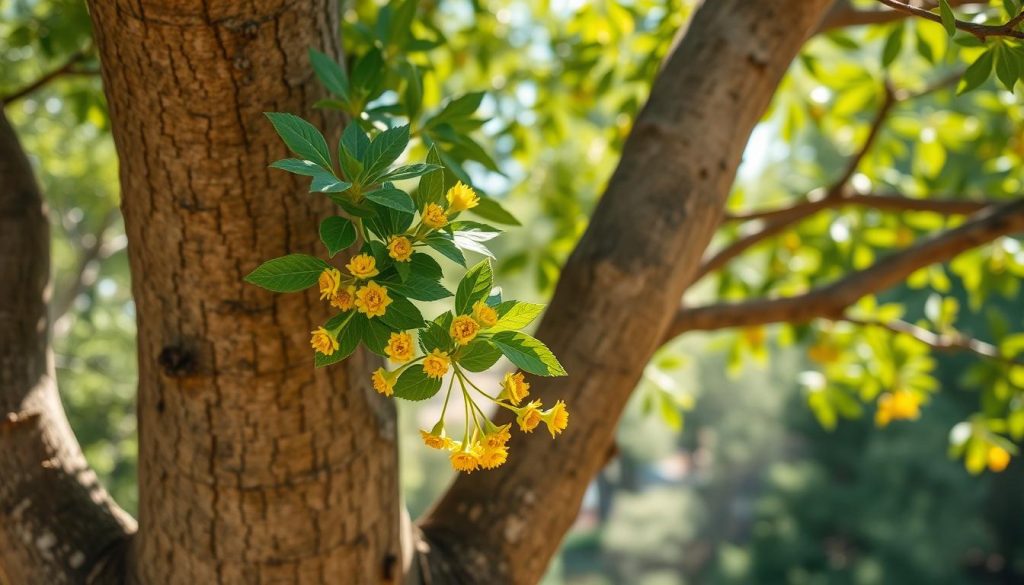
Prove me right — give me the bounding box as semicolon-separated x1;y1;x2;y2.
380;163;442;182
417;145;446;208
364;184;416;213
244;254;329;292
418;320;451;353
491;331;566;377
350;48;385;100
409;252;443;280
427;92;485;127
938;0;957;37
393;366;443;401
363;125;411;182
958;48;995;94
359;314;393;355
455;260;493;315
386;275;453;301
881;23;904;67
319;217;356;257
996;46;1020;90
265;113;332;170
269;158;326;177
315;318;359;367
458;340;502;372
309;48;349;100
424;233;466;266
470;196;520;226
339;123;369;181
381;295;424;330
310;173;352;194
490;301;544;332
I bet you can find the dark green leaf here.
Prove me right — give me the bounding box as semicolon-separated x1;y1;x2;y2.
363;125;411;182
365;184;416;213
319;216;356;257
470;196;520;226
455;260;493;315
244;254;329;292
427;92;485;127
881;23;904;67
416;145;446;208
418;320;451;353
339;123;369;180
409;252;443;280
359;314;393;356
393;366;443;401
958;49;995;94
387;275;452;301
938;0;957;37
265;113;332;170
380;163;442;181
458;340;502;372
996;46;1019;90
309;48;349;100
491;331;566;377
424;233;466;266
382;296;425;330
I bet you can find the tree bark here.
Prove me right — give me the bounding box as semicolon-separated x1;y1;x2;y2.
85;2;402;583
419;1;833;582
0;109;135;583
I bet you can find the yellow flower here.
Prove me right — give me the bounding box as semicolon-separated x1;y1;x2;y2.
446;181;479;212
346;253;379;279
423;349;450;379
385;331;415;363
318;268;342;300
988;445;1011;472
875;390;922;427
310;327;339;356
743;326;765;347
329;285;356;311
422;203;448;229
808;342;840;365
450;445;481;472
450;315;480;346
354;281;392;318
483;423;512;449
479;445;508;469
387;235;413;262
472;301;498;328
517;400;543;433
499;371;530;405
371;367;395;396
420;429;453;450
542;400;569;438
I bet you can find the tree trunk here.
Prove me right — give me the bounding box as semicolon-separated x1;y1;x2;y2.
0;109;135;584
420;1;833;582
85;2;402;583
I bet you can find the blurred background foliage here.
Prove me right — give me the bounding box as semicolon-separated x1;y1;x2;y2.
4;0;1024;582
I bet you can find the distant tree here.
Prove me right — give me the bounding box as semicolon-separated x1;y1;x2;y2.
2;0;1024;583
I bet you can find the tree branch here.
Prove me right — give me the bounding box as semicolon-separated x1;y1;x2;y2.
698;72;962;282
0;107;133;584
876;0;1024;39
818;0;978;33
723;192;996;222
0;48;95;106
51;208;122;330
842;316;1021;365
666;198;1024;339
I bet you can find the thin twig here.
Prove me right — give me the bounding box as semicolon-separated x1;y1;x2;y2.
1;48;94;106
842;315;1021;366
876;0;1024;39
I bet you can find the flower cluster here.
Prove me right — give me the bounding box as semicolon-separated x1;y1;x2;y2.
248;78;568;473
874;389;922;427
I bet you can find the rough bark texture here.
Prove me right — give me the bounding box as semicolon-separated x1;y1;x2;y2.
419;1;834;583
0;110;135;584
85;2;402;583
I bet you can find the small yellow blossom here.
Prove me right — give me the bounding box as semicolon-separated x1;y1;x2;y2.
808;342;840;365
542;400;569;438
743;326;765;347
354;281;392;318
422;203;448;229
483;424;512;449
479;445;508;469
318;268;342;300
875;390;922;427
499;372;530;405
450;445;481;472
371;367;395;396
346;254;379;279
385;332;415;363
310;327;339;356
329;285;356;311
446;181;479;212
387;235;413;262
517;400;543;433
450;315;480;346
421;429;453;450
472;301;498;328
988;445;1011;472
423;349;451;379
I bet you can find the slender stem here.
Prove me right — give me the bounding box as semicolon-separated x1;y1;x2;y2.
439;372;457;422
